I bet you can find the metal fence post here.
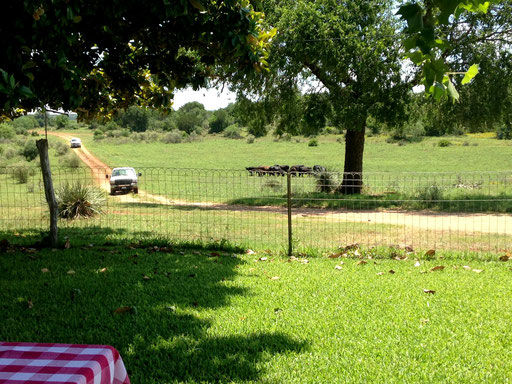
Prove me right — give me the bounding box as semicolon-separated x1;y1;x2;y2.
287;171;293;256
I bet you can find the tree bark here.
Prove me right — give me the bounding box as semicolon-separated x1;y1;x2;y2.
36;139;58;247
338;123;366;195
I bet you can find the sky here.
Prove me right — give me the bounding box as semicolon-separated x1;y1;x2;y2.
172;87;237;111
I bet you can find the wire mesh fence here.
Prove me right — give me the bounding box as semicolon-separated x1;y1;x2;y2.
0;165;511;253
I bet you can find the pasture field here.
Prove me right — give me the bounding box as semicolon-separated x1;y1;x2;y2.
1;232;512;383
69;129;511;172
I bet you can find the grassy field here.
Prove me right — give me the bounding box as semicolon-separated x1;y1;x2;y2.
1;231;511;383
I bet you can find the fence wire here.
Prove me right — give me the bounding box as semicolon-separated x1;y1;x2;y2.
0;166;511;252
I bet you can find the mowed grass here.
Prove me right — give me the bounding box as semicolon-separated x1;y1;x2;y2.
1;232;512;383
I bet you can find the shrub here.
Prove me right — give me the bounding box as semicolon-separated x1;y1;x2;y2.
11;165;35;184
31;131;39;137
54;141;69;156
308;138;319;147
0;123;15;140
4;148;17;160
497;125;512;140
246;134;255;144
314;169;338;193
161;130;182;144
416;184;443;208
21;140;38;161
60;153;81;168
223;125;242;139
437;139;452;147
56;182;106;219
93;129;105;140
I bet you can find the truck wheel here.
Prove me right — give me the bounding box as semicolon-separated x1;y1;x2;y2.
133;187;138;194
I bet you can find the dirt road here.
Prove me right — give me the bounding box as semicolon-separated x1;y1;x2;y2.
46;132;512;235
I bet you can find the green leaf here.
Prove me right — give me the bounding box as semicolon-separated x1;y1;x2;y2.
429;82;446;100
397;3;424;33
18;86;34;98
407;50;424;65
189;0;205;11
446;79;459;102
461;64;479;84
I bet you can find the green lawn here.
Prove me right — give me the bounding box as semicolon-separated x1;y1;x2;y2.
1;231;511;383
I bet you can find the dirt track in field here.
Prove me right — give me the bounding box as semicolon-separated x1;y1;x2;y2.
46;131;512;235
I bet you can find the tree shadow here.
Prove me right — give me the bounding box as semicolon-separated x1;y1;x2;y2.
0;228;306;382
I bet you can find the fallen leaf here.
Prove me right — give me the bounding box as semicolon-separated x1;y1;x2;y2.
328;253;342;259
499;255;510;262
142;275;151;280
270;276;280;280
388;270;396;274
300;259;309;264
344;243;359;251
462;266;472;270
335;265;343;270
376;272;384;276
259;257;268;262
353;249;361;257
114;306;134;314
41;268;49;273
356;260;367;265
27;299;33;309
425;249;436;257
64;240;71;249
99;267;107;273
66;269;75;275
405;246;414;253
423;289;436;294
414;261;421;267
430;265;445;272
246;249;256;255
472;269;483;273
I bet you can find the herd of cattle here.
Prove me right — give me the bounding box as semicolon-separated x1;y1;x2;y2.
246;165;327;177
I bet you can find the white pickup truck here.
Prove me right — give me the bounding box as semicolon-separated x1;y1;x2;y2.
106;167;141;195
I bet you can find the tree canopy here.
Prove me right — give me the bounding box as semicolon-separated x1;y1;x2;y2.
0;0;274;120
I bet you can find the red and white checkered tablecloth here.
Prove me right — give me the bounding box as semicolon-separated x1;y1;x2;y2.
0;342;130;384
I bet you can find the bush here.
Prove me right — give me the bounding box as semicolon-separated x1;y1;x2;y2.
308;138;319;147
0;123;15;140
21;140;38;161
31;131;39;137
497;125;512;140
60;153;81;168
4;148;17;160
437;139;452;147
314;169;338;193
246;134;255;144
223;125;242;139
416;184;443;208
161;130;182;144
93;129;105;140
11;165;35;184
56;182;106;219
54;141;69;156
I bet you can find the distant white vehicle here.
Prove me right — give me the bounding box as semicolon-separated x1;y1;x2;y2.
70;137;82;148
106;167;141;195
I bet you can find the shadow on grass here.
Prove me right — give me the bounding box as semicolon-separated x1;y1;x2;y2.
0;227;306;383
228;192;512;214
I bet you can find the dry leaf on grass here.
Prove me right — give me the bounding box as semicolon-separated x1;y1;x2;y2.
414;261;421;267
425;249;436;257
328;253;342;259
430;265;445;272
377;272;384;276
258;257;268;262
27;299;33;309
66;269;75;275
269;276;280;280
142;275;151;280
388;270;396;274
114;306;134;314
64;240;71;249
463;266;472;270
99;268;107;273
335;266;343;270
499;255;510;262
41;268;49;273
246;249;256;255
472;269;483;273
423;289;436;294
356;260;367;265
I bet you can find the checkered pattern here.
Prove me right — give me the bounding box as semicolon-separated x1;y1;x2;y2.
0;342;130;384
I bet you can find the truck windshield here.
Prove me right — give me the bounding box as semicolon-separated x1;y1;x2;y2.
112;169;135;177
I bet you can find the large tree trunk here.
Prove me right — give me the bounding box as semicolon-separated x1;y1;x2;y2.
36;139;59;247
338;123;366;195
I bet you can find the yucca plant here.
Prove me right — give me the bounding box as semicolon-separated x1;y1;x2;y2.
56;182;106;219
314;168;338;193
